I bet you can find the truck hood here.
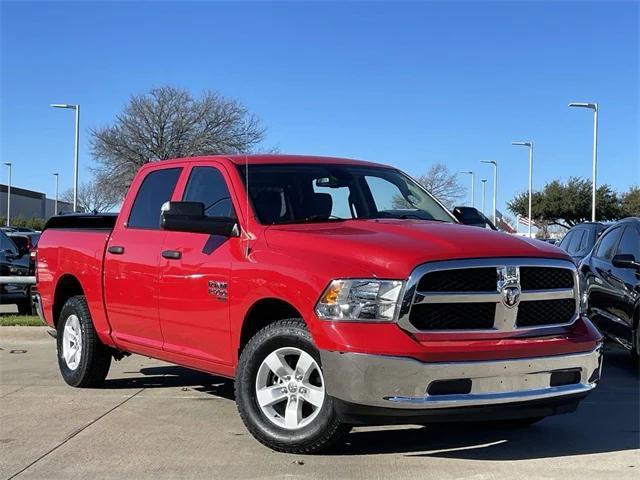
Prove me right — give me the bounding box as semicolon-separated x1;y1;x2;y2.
263;219;570;278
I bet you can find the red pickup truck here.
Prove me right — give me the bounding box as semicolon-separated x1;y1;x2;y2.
35;155;603;453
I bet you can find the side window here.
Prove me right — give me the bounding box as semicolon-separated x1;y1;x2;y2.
0;233;18;254
568;229;585;254
559;230;574;251
594;227;623;260
128;168;182;229
183;167;235;218
616;226;640;258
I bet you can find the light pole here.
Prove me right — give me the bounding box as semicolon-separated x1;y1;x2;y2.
53;172;59;216
480;179;487;214
51;103;80;212
460;171;475;207
4;162;11;227
480;160;498;224
569;102;598;221
512;141;534;238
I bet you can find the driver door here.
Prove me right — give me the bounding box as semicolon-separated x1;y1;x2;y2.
158;162;240;366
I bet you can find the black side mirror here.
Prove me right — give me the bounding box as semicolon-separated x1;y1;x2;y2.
611;254;640;271
452;206;497;230
160;201;238;237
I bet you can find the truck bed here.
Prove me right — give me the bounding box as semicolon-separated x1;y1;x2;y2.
37;214;118;346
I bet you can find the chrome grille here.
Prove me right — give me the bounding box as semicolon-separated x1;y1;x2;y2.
399;258;578;333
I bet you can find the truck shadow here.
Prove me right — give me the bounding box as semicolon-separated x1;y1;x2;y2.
103;365;235;400
340;346;639;459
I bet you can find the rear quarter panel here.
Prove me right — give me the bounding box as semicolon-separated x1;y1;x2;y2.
37;229;115;347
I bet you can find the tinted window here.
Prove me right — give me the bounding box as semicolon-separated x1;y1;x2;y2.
0;232;18;254
568;229;586;254
183;167;235;218
594;227;623;260
616;225;640;258
128;168;182;229
559;230;574;251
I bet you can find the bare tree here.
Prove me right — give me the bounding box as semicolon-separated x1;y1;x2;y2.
91;86;265;198
414;163;466;208
61;176;120;213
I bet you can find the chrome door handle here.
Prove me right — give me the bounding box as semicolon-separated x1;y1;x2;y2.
162;250;181;260
107;246;125;255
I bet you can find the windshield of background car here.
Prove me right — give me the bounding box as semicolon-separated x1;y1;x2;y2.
238;164;455;225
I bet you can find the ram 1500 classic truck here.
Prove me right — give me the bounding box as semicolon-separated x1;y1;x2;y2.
35;155;603;453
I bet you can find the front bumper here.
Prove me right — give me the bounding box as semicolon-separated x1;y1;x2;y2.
320;345;602;410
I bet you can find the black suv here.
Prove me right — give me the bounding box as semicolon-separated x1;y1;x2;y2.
559;222;609;264
579;218;640;367
0;230;32;314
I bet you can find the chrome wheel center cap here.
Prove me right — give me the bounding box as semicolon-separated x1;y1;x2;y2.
287;382;298;393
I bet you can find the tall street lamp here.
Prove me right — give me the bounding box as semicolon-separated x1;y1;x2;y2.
460;171;475;207
480;179;487;214
569;102;598;221
480;160;498;224
4;162;11;226
51;103;80;212
512;141;534;238
53;172;60;216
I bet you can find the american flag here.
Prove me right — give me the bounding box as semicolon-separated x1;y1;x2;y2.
518;216;537;227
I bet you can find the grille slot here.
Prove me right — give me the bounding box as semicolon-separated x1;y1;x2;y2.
417;268;497;292
520;267;573;290
409;303;496;330
516;298;576;327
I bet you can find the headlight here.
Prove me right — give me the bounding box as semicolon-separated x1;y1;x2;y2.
314;279;404;322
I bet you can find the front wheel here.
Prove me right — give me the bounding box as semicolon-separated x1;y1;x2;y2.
235;319;349;453
56;295;112;387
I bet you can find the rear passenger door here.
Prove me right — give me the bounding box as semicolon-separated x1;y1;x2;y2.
158;162;239;366
104;167;182;350
587;226;624;337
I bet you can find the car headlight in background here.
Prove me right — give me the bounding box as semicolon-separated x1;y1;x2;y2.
315;279;404;322
579;275;589;315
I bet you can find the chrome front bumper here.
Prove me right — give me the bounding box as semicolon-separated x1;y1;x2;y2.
320;346;602;409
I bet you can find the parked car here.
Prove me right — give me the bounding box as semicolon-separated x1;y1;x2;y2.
35;155;603;453
579;217;640;367
0;230;33;314
8;232;40;275
559;222;609;263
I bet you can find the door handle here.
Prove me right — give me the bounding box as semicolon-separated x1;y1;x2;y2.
162;250;182;260
107;246;125;255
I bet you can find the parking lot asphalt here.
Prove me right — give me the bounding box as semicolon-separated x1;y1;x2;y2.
1;326;638;480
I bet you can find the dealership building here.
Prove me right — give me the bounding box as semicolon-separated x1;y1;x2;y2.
0;184;73;220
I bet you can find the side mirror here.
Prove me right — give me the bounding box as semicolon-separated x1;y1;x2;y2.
452;206;497;230
611;254;640;271
160;201;238;237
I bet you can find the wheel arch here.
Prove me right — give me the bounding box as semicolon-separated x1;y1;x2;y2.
238;298;304;354
52;274;85;327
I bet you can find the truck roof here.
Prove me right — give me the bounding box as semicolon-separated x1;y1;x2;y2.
141;154;391;169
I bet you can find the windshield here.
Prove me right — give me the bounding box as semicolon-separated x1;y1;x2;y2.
238;164;455;225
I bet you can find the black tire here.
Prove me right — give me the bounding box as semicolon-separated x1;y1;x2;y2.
235;318;349;454
56;295;111;387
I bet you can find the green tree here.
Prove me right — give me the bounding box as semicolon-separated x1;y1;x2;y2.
621;186;640;217
508;177;622;229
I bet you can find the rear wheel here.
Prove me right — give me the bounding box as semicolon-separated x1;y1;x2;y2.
56;295;111;387
235;319;349;453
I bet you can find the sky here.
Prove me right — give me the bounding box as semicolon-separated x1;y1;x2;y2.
1;0;638;220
